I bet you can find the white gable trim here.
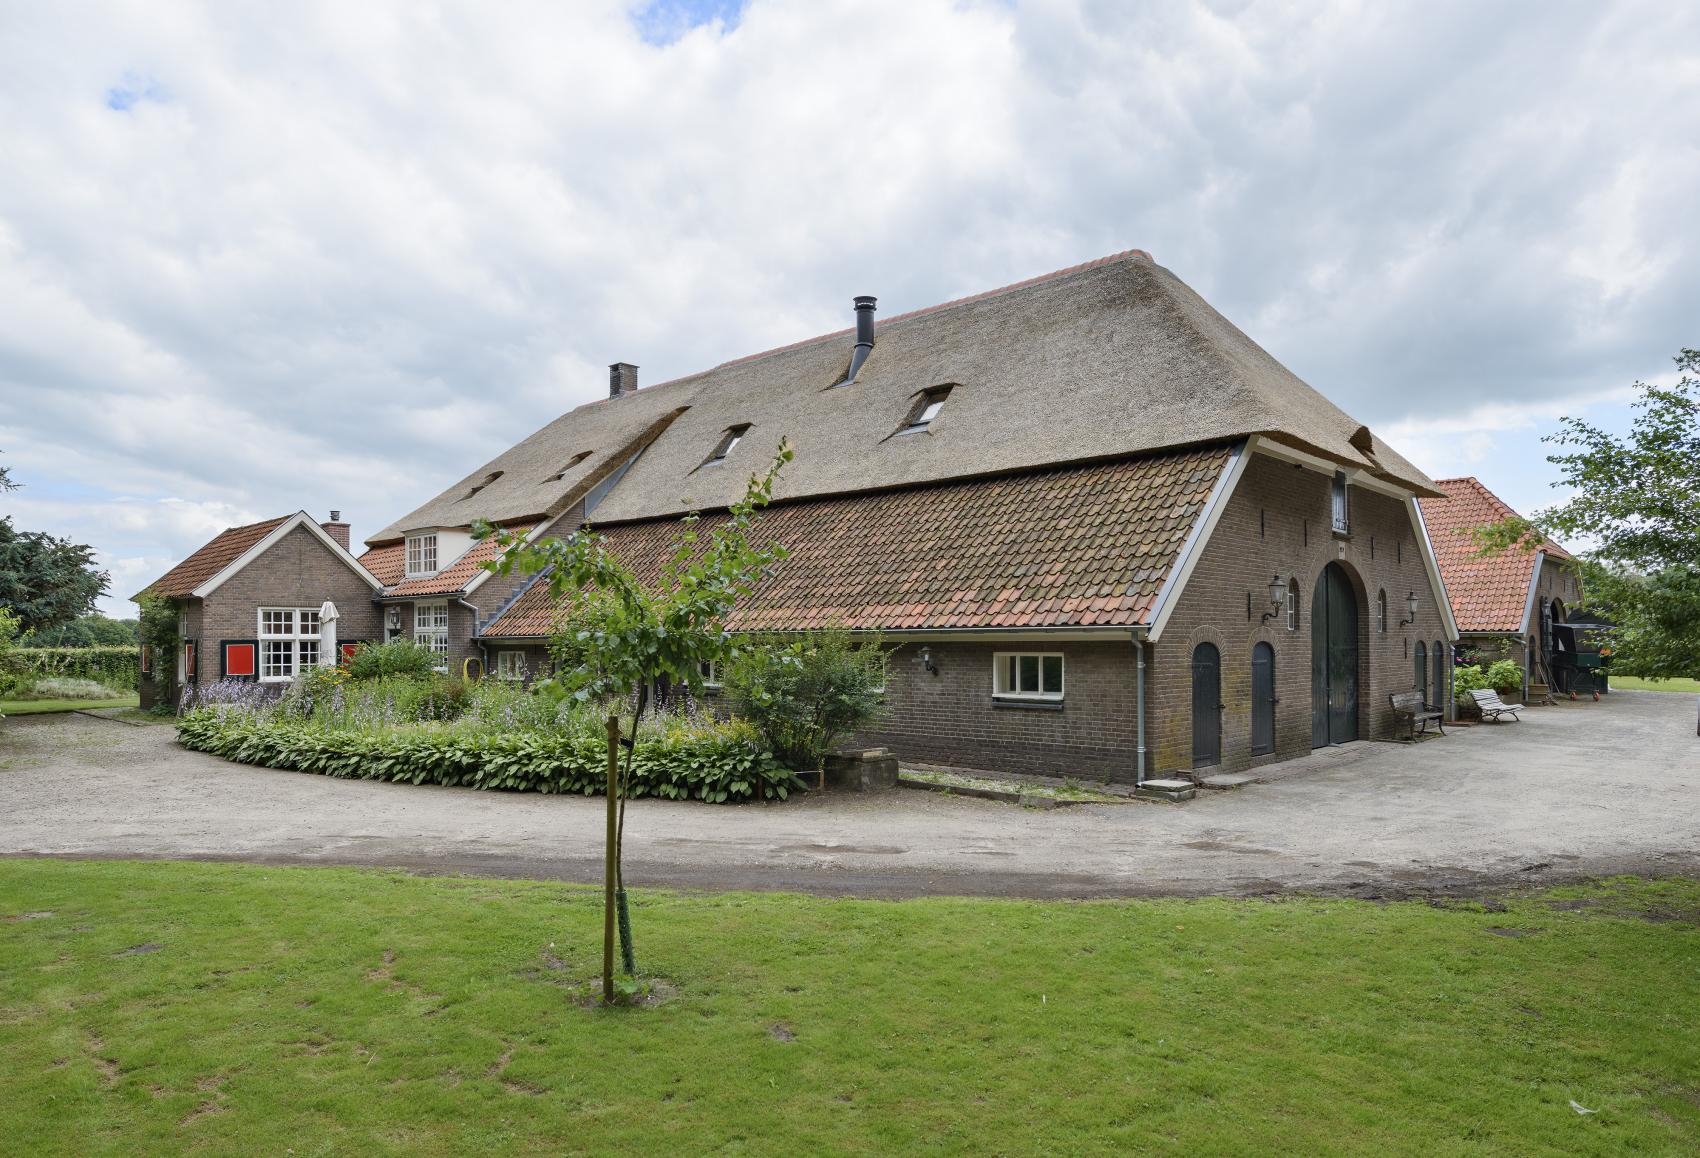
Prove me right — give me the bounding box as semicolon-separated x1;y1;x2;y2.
192;512;384;599
1517;551;1548;637
1145;441;1249;642
1249;436;1413;500
1406;495;1461;642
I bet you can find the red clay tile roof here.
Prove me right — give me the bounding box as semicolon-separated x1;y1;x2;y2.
481;447;1229;638
139;515;294;599
359;543;407;587
1419;477;1573;633
383;527;535;597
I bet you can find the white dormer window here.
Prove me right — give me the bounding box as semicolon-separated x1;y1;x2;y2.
406;534;439;577
900;386;952;434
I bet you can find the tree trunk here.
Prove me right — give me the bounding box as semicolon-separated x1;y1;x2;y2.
602;713;620;1003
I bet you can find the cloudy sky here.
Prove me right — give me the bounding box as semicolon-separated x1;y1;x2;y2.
1;0;1695;616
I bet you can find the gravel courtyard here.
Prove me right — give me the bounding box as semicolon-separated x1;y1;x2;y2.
2;691;1695;898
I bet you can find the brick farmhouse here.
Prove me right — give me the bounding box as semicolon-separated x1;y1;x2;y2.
1418;476;1585;700
139;250;1468;782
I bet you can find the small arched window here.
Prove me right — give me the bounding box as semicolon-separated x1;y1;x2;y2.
1377;589;1388;633
1286;578;1301;631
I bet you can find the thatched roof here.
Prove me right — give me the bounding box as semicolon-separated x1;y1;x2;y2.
377;249;1438;542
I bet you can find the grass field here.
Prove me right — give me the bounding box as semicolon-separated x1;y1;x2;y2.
2;861;1696;1155
0;693;141;716
1610;676;1700;694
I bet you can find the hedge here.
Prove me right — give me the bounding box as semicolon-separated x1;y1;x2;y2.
176;710;803;803
15;646;139;691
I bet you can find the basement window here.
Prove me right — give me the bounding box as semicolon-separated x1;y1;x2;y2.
548;451;593;482
405;533;438;577
993;652;1064;700
704;424;751;465
898;386;952;435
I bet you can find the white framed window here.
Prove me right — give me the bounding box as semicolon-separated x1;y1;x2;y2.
1330;472;1350;535
1377;589;1388;633
258;607;324;683
992;652;1064;700
705;425;750;465
406;533;439;577
495;651;527;681
414;602;449;666
698;659;723;688
1286;579;1301;631
900;386;952;434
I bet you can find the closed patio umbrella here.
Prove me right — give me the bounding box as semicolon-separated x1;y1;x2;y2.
319;600;339;669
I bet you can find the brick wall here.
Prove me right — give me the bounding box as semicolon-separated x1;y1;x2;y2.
855;640;1140;780
1148;452;1451;775
195;524;384;683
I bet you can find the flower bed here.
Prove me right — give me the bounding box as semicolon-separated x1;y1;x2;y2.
176;678;801;803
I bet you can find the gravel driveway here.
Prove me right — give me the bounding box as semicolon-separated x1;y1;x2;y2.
2;692;1695;898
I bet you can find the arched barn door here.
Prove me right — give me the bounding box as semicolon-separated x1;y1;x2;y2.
1191;643;1222;769
1251;642;1276;756
1310;564;1360;747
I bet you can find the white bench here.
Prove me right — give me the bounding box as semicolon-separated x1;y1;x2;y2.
1469;688;1523;722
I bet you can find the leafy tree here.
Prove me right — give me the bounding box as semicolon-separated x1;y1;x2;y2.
22;614;139;648
1474;348;1700;679
0;608;28;706
725;629;887;770
478;442;793;1003
0;455;109;634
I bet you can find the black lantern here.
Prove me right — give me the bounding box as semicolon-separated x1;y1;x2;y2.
1260;574;1286;624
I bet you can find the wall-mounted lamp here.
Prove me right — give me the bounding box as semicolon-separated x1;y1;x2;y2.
1259;573;1286;625
1399;590;1419;627
919;646;939;676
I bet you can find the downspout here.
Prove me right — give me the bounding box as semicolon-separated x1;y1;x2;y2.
456;598;485;678
1133;630;1148;785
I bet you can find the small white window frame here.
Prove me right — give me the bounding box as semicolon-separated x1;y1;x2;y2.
899;387;952;435
698;659;723;688
1286;579;1301;632
405;533;439;577
414;601;450;667
257;606;324;683
495;651;527;681
1330;472;1350;536
991;651;1065;701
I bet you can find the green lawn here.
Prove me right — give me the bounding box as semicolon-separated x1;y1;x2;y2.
1;693;141;716
2;862;1696;1155
1610;675;1700;694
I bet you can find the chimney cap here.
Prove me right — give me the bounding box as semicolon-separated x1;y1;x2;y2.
328;510;342;522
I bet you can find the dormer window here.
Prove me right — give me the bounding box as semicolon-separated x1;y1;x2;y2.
899;386;951;435
705;425;750;465
461;471;503;500
405;533;438;577
548;451;592;481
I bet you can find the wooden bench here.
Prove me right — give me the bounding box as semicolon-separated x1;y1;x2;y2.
1390;690;1445;741
1469;688;1523;723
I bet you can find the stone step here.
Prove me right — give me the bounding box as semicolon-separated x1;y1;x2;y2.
1198;771;1261;791
1134;777;1196;803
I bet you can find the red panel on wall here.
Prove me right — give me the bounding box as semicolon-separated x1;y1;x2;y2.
140;645;151;675
223;642;256;678
184;642;196;680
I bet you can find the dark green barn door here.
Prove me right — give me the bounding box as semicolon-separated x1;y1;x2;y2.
1251;642;1276;756
1191;643;1222;769
1310;564;1359;748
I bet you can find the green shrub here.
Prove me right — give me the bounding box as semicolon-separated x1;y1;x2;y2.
13;646;138;690
176;708;799;803
344;640;442;681
1452;664;1488;704
725;629;887;770
1484;659;1523;693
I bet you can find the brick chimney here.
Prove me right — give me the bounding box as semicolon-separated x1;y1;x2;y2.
609;362;639;398
321;510;351;550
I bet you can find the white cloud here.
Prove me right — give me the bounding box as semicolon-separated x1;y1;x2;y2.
0;0;1695;611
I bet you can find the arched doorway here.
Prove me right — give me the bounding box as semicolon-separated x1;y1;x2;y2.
1191;643;1222;769
1251;642;1275;756
1310;563;1359;747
